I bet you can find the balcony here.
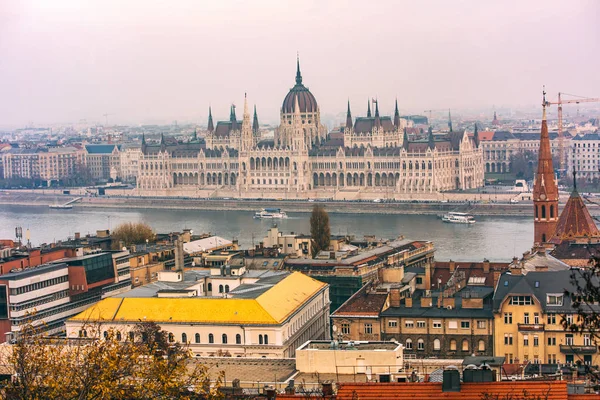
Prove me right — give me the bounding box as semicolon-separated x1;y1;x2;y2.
518;323;545;332
560;345;597;354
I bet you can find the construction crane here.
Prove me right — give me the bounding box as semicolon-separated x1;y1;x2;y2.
423;109;448;125
544;93;600;175
102;113;112;126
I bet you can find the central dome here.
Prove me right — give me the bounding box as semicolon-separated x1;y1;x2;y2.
281;59;318;114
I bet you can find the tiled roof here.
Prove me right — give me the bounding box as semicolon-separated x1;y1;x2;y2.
354;117;396;133
432;261;509;288
478;131;495;141
333;284;388;317
550;190;600;244
334;381;569;400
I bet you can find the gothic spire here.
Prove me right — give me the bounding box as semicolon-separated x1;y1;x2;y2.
473;124;479;148
448;109;453;132
374;99;381;128
403;127;410;150
428;126;435;150
253;105;260;134
192;128;197;142
295;54;303;85
230;104;238;130
346;100;353;129
394;99;400;128
367;100;372;118
207;107;214;132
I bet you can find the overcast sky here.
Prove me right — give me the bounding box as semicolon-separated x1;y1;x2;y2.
1;0;598;128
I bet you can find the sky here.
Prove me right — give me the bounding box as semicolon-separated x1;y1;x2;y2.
1;0;599;128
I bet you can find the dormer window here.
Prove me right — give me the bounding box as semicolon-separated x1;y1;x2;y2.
547;294;563;306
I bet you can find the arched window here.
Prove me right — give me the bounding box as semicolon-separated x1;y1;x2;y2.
535;206;538;218
208;282;212;292
195;333;200;343
541;205;546;218
417;339;425;351
259;335;263;345
225;285;229;293
208;334;214;344
168;333;174;343
182;333;187;343
550;205;554;218
222;334;228;344
236;334;241;344
128;331;135;342
478;339;486;352
219;285;223;293
103;331;108;339
462;339;469;351
450;339;457;351
405;339;413;350
264;334;268;345
433;339;441;350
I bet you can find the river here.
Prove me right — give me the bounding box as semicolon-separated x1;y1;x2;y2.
0;204;533;262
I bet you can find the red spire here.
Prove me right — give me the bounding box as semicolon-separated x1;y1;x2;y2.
533;88;559;245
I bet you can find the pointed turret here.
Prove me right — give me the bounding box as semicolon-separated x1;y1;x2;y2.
192;128;197;142
533;88;559;245
492;111;499;126
252;105;259;134
295;54;303;85
394;99;400;129
207;107;214;132
448;109;453;132
402;127;410;150
141;133;147;153
428;126;435;150
241;93;253;151
346;100;353;129
374;99;381;128
473;124;479;148
367;100;372;118
160;133;166;151
230;104;238;130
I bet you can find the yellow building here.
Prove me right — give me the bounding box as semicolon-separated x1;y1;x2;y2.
65;272;330;358
493;268;599;366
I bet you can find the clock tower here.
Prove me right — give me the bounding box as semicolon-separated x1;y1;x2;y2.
533;90;559;245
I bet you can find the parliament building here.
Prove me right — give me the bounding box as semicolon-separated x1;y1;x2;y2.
136;59;484;200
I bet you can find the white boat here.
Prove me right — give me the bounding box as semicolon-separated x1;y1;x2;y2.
49;204;73;210
254;208;288;219
441;212;476;224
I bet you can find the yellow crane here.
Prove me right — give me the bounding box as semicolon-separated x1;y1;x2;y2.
544;93;600;174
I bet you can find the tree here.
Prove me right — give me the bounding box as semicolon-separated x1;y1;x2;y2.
509;150;536;180
111;222;155;249
310;205;330;258
0;322;223;400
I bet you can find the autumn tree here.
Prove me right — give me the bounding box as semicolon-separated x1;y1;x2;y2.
310;204;330;258
0;322;223;400
111;222;155;249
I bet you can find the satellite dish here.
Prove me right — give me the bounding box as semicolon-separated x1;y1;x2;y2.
332;325;338;332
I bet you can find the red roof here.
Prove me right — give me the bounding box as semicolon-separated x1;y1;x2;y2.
432;261;509;288
478;131;494;141
550;190;600;244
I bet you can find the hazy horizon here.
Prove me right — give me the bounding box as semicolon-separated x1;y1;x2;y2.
1;0;599;129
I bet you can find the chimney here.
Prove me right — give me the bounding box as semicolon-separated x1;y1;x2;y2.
322;382;334;396
74;232;81;240
265;386;276;400
174;238;184;275
330;252;336;260
405;297;413;308
492;271;502;288
390;287;401;307
449;260;456;272
512;266;523;275
535;265;548;272
483;259;490;273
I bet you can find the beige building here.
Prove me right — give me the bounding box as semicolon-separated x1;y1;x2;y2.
66;271;330;358
135;59;484;200
84;144;121;182
119;145;142;183
262;226;312;257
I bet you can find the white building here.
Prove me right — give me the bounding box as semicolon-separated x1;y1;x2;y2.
568;133;600;181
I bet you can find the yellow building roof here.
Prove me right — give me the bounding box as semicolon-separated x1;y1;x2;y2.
71;272;326;325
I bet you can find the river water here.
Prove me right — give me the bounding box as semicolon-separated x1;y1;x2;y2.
0;204;532;262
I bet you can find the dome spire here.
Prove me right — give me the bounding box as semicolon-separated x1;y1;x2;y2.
295;53;302;85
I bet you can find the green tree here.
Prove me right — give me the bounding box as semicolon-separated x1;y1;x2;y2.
310;205;330;258
111;222;155;249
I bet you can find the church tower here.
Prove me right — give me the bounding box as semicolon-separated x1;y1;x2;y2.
533;89;559;245
241;93;253;151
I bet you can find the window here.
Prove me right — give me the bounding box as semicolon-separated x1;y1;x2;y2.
478;340;486;351
450;339;457;351
505;353;514;364
461;321;470;329
462;339;469;351
195;333;200;343
547;314;556;325
565;334;574;346
534;313;540;324
219;285;223;293
364;324;373;334
584;334;591;346
548;354;557;364
565;315;573;326
417;339;424;351
523;335;529;346
504;334;513;345
509;296;533;305
129;331;135;341
524;313;530;324
208;283;212;291
547;337;556;346
208;334;214;344
477;320;486;329
547;294;563;306
236;334;241;344
264;334;268;345
342;323;350;334
504;313;513;324
405;320;414;328
168;333;174;343
417;321;426;328
405;339;413;350
448;321;458;329
533;336;539;347
416;277;423;285
433;339;441;350
433;321;442;329
222;334;228;344
116;331;122;341
259;335;263;344
225;285;229;293
182;333;187;343
388;320;398;328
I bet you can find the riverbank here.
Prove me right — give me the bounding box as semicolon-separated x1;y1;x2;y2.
1;191;589;216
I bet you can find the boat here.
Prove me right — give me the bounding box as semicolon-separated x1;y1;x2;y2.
49;204;73;210
441;212;476;224
254;208;288;219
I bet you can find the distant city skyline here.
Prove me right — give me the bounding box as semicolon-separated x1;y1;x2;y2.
1;0;599;129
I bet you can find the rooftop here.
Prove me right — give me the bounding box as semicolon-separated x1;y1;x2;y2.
183;236;232;254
